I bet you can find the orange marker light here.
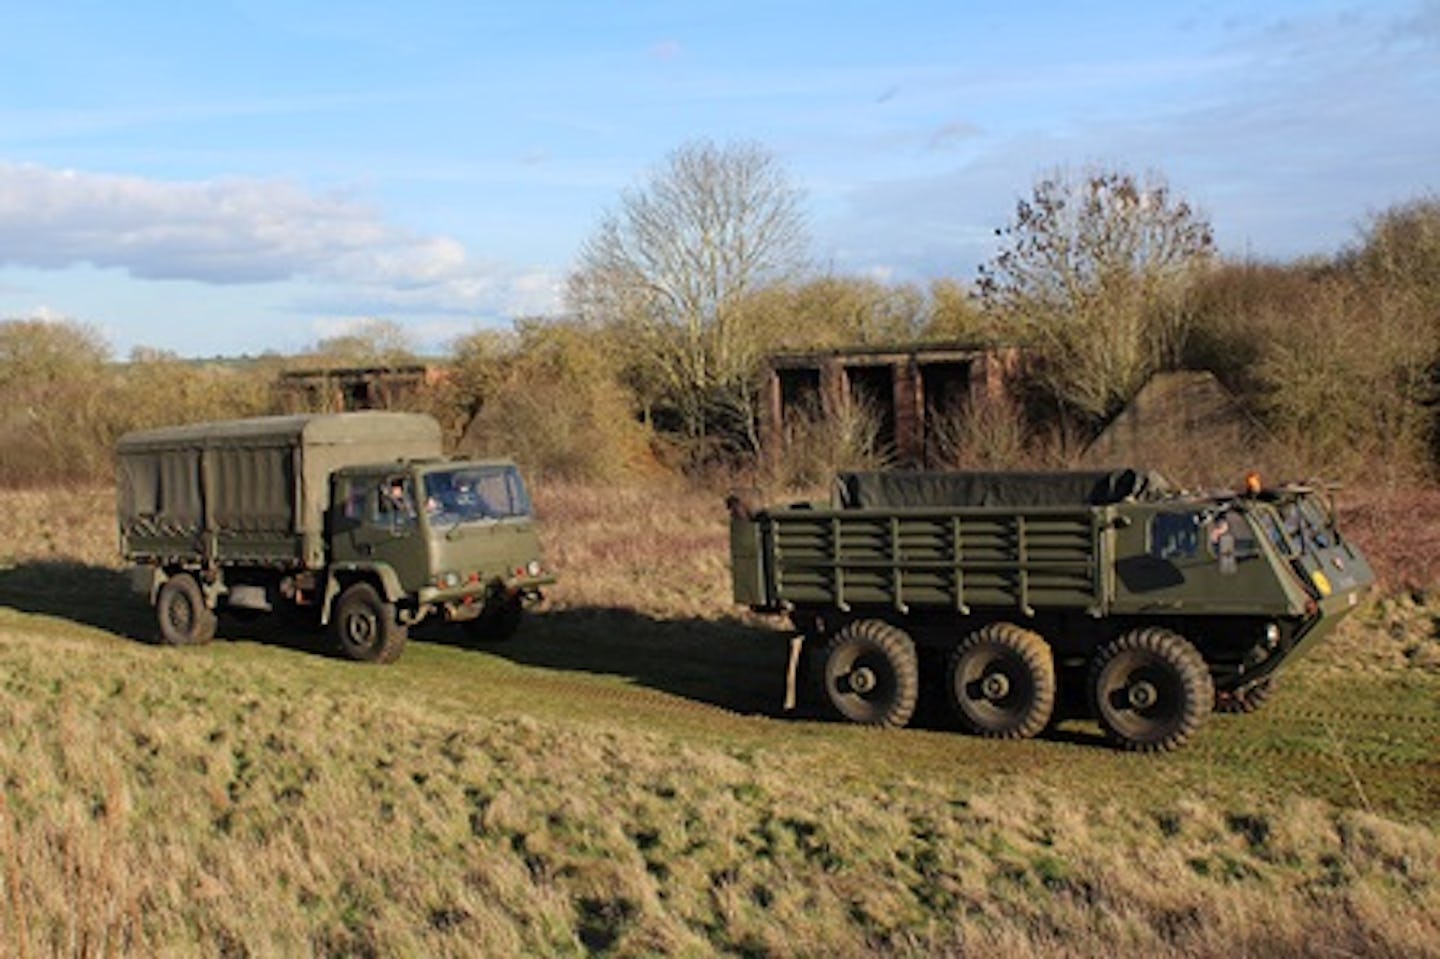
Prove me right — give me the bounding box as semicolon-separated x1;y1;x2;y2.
1244;471;1262;495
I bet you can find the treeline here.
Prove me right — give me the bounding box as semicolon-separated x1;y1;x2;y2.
2;143;1437;488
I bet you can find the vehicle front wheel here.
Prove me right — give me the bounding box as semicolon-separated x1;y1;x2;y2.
1090;627;1214;752
821;619;919;727
947;622;1055;739
331;582;408;664
156;573;217;646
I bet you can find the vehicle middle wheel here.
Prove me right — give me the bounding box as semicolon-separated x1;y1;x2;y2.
1090;627;1214;752
821;619;919;727
155;573;217;646
947;622;1056;739
331;581;408;664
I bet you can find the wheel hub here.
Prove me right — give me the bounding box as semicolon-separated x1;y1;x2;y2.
347;614;375;644
849;666;877;694
1127;680;1157;709
980;672;1011;701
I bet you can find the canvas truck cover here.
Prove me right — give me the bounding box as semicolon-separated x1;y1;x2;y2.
117;412;442;568
833;468;1173;510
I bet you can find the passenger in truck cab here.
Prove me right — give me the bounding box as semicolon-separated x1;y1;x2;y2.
382;478;415;519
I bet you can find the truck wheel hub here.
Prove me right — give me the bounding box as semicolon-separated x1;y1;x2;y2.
849;667;877;694
347;615;375;643
981;673;1011;700
1128;680;1157;709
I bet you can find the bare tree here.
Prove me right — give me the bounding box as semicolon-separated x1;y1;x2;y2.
312;318;416;367
979;167;1214;424
567;139;807;454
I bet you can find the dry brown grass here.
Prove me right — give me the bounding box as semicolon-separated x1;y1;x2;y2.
1;481;1439;957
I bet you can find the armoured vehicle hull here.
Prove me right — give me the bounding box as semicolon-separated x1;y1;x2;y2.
118;412;553;662
730;469;1374;751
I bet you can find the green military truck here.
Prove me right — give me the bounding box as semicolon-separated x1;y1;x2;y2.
117;412;553;663
730;469;1374;751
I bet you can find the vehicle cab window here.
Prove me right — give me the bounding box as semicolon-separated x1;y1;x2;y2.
1149;512;1200;560
374;475;417;526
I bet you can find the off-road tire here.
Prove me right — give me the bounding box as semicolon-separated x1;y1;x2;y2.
947;622;1056;739
1215;676;1275;715
461;593;524;644
821;619;919;727
155;573;217;646
331;582;408;664
1090;627;1214;752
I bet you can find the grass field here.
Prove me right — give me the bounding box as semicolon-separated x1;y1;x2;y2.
1;484;1437;957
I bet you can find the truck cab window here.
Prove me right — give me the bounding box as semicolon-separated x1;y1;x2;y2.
374;477;416;525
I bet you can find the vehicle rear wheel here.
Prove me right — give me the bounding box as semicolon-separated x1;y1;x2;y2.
1215;676;1275;714
947;622;1055;739
821;619;919;727
1090;628;1214;752
156;573;217;646
461;592;523;644
331;582;408;663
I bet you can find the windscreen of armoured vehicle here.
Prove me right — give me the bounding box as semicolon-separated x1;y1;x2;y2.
421;465;532;530
1254;494;1338;557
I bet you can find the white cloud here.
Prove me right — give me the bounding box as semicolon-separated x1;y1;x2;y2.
0;162;563;316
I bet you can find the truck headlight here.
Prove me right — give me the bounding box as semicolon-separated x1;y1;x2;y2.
527;560;542;577
1264;622;1281;647
438;570;461;589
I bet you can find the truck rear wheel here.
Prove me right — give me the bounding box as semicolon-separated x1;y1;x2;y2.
156;573;217;646
331;582;408;664
1090;628;1213;752
947;623;1055;739
821;620;919;727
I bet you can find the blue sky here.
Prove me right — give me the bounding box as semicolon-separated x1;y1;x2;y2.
0;0;1436;358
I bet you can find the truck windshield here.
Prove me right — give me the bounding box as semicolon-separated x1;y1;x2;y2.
422;465;532;525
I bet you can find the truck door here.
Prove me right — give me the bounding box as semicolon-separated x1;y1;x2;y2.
330;472;428;594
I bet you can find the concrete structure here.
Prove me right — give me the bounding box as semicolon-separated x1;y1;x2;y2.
275;364;447;413
760;343;1022;467
1083;371;1260;472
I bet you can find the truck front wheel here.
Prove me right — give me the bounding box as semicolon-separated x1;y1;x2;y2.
1090;628;1213;752
821;620;919;727
331;582;408;664
156;573;217;646
947;623;1055;739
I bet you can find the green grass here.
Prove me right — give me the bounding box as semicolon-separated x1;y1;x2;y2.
1;484;1438;956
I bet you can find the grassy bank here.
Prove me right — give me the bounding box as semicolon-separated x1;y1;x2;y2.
0;484;1437;956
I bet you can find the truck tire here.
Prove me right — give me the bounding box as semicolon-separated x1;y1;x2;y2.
156;573;217;646
331;582;408;664
1215;677;1275;714
1090;628;1214;752
821;620;919;728
947;623;1055;739
461;593;523;644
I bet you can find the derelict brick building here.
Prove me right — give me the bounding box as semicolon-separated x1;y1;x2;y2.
759;343;1023;468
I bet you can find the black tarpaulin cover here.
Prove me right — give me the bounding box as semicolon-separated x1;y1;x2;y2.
833;469;1172;509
